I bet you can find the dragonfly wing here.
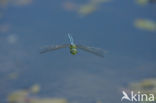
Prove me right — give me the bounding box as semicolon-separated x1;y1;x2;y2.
77;45;105;57
40;44;69;54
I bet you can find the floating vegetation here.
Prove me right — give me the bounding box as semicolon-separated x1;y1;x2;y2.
8;72;19;80
62;0;111;17
78;0;111;16
7;84;68;103
136;0;149;5
136;0;156;5
0;0;32;7
129;78;156;102
29;84;40;94
8;90;29;103
28;98;67;103
134;19;156;32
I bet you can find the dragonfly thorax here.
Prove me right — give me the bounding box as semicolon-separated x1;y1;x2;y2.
69;45;78;55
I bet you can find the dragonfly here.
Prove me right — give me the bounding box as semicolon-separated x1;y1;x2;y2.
40;34;105;57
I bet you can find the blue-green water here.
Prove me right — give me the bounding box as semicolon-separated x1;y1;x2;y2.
0;0;156;103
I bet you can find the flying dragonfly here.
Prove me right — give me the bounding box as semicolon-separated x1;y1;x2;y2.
40;34;105;57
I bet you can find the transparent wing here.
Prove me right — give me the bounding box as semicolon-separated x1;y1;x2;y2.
77;45;105;57
40;44;69;54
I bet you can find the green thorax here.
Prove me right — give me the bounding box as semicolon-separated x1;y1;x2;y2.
69;44;78;55
69;44;77;49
